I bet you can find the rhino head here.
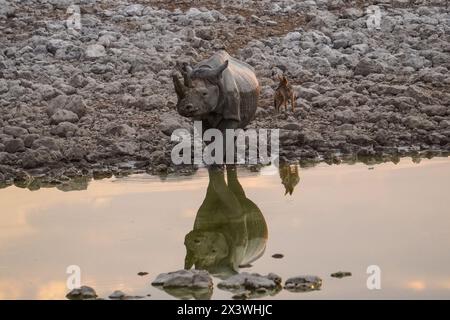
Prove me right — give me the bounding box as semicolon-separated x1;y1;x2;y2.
173;60;229;118
184;230;230;272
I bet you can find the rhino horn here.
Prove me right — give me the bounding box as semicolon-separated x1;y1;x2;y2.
181;64;193;88
184;250;195;269
172;73;185;99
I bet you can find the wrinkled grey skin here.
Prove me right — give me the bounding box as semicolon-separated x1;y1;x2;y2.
173;50;260;132
184;166;268;279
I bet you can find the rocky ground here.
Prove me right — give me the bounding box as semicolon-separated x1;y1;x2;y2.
0;0;449;188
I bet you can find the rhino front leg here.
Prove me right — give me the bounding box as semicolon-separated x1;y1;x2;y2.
217;119;240;165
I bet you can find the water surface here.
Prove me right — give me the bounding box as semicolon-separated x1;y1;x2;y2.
0;157;449;299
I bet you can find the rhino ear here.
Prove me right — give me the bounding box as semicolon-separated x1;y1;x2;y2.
172;73;185;99
213;60;229;80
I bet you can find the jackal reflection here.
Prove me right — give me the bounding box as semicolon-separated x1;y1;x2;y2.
184;166;268;279
279;164;300;196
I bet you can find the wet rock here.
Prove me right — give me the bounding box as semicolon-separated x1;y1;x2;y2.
218;272;281;291
51;109;79;124
66;286;97;300
152;269;213;289
4;139;25;153
284;275;322;292
109;290;126;299
331;271;352;278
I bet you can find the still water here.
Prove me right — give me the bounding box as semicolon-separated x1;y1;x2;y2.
0;157;449;300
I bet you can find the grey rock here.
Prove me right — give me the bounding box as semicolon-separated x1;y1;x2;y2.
123;4;144;16
47;94;87;118
51;122;78;138
195;28;217;41
51;109;79;124
106;124;136;137
331;271;352;278
0;0;16;17
66;286;97;300
4;139;25;153
109;290;126;299
23;134;40;148
138;94;166;111
284;275;322;292
65;95;87;118
421;105;447;117
85;44;106;59
334;109;356;123
31;137;60;151
114;141;137;155
294;86;320;101
404;116;435;130
3;126;28;138
159;114;185;136
218;272;281;291
152;269;213;289
354;58;386;76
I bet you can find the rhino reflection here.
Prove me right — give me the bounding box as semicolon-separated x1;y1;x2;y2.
184;166;268;279
279;164;300;195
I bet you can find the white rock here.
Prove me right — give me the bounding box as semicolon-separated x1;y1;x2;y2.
85;44;106;59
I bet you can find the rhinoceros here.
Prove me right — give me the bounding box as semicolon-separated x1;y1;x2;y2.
173;50;260;132
184;166;268;279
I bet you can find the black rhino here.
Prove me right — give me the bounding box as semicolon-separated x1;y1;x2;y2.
173;50;260;132
184;166;268;279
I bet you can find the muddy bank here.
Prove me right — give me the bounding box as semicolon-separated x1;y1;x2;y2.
0;0;449;183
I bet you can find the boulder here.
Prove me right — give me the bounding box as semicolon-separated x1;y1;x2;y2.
218;272;281;291
66;286;97;300
284;275;322;292
4;138;25;153
3;126;28;138
152;269;213;289
51;122;78;138
51;109;79;124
